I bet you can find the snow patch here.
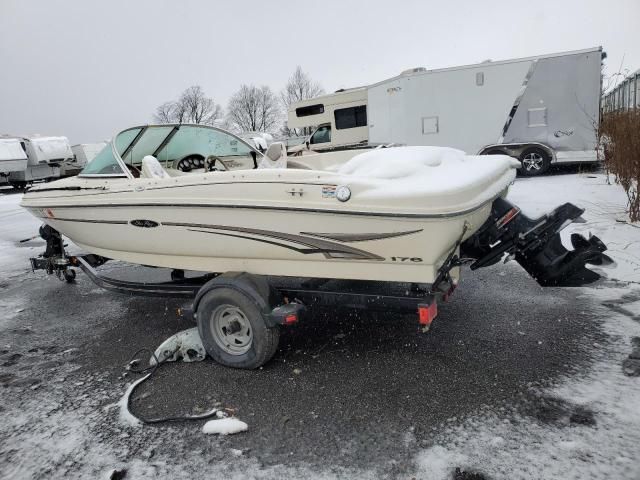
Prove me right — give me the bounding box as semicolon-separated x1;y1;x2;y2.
115;374;150;428
508;173;640;283
412;283;640;480
337;146;518;200
202;418;248;435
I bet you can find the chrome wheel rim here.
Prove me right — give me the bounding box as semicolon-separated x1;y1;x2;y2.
210;305;253;355
522;152;544;171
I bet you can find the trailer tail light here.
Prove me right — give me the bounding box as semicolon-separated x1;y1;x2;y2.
269;302;305;327
496;207;520;229
418;301;438;327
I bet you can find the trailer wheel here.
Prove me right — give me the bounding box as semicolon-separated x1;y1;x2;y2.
519;147;550;176
197;288;280;369
10;181;27;191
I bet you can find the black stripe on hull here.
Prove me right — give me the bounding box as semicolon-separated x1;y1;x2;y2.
300;229;423;243
169;223;385;260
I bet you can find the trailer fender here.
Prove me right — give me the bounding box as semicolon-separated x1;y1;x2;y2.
192;272;290;328
478;142;556;163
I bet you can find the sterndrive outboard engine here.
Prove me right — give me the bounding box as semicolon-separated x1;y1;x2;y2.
461;197;612;287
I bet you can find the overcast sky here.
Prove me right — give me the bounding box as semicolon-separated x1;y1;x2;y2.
1;0;638;144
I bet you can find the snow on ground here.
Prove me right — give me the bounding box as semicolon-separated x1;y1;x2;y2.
202;417;249;435
414;173;640;479
508;173;640;284
0;189;42;278
1;171;639;479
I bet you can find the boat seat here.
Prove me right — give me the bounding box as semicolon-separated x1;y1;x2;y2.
141;155;171;179
258;142;287;169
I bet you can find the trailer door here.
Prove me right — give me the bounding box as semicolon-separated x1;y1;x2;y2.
368;79;405;145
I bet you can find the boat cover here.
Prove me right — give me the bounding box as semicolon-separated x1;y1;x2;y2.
336;146;519;215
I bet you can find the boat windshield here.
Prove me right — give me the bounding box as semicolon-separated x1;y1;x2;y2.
79;143;126;176
117;125;258;172
80;124;260;177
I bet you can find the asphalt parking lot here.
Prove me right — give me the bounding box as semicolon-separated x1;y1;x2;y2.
0;253;607;478
1;171;639;479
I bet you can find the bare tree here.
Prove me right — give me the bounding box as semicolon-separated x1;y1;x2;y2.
226;85;281;133
280;66;324;136
153;85;222;125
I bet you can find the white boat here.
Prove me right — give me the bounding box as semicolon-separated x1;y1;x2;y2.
21;124;610;368
21;124;607;287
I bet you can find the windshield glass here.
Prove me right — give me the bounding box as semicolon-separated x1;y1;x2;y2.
79;143;125;176
114;125;257;169
118;126;174;164
157;126;255;161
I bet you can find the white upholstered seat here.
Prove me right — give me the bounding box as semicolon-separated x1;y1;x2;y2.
141;155;170;179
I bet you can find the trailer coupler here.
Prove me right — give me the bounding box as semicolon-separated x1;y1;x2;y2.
28;225;77;282
462;198;612;287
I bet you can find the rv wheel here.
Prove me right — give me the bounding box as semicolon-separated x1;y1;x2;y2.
197;288;280;369
10;181;27;191
519;147;550;176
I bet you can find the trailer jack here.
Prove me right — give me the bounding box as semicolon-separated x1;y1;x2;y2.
28;224;107;282
29;225;76;282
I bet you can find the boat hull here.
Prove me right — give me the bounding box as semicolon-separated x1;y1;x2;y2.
23;202;492;284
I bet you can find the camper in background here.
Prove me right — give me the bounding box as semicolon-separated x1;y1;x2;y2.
288;47;603;176
5;136;73;189
287;87;369;155
0;138;29;186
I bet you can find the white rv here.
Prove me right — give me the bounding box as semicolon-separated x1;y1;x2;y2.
288;47;603;175
287;87;368;154
64;142;107;177
0;138;28;180
7;136;72;188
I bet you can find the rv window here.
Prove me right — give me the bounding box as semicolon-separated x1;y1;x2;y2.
296;104;325;117
334;105;367;130
310;125;331;144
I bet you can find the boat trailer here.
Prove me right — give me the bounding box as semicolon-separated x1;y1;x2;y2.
28;197;609;369
29;226;441;368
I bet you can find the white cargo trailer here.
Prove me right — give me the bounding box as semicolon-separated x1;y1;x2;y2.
8;136;72;188
64;142;107;177
288;47;603;175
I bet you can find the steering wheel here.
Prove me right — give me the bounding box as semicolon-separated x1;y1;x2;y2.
205;155;225;172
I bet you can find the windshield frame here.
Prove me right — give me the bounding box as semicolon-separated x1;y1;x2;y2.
79;124;263;179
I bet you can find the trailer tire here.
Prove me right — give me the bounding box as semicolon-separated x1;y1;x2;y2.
519;147;550;176
197;287;280;369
